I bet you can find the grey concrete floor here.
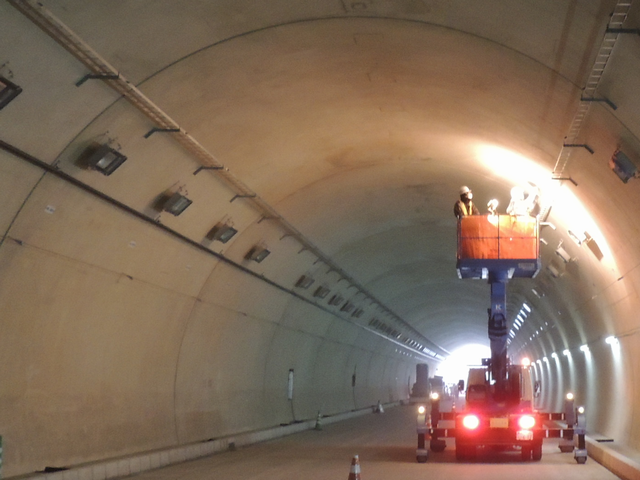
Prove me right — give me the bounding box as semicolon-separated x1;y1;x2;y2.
131;405;621;480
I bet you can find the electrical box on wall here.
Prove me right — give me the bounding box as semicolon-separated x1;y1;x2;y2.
609;150;639;183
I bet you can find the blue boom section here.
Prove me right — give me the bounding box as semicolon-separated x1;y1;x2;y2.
456;215;540;385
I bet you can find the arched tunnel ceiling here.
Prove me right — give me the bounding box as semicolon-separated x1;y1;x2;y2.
2;0;640;360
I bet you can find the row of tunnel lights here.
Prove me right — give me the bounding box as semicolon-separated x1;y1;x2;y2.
507;302;532;345
509;301;622;360
88;145;435;354
295;275;438;358
522;335;620;368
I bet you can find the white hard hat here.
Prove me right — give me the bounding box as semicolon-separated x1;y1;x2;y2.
459;186;471;195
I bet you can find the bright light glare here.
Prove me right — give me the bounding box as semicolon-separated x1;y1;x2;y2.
605;336;619;347
436;344;491;384
476;145;613;261
522;357;531;366
463;415;480;430
518;415;536;430
580;344;590;353
418;405;426;415
566;392;574;401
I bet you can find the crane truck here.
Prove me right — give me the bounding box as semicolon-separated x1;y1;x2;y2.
415;214;586;463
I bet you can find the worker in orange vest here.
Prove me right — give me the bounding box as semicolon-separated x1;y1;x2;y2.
454;185;480;219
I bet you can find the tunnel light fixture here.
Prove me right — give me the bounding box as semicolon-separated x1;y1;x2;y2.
543;356;548;363
340;302;355;313
580;344;590;353
163;192;192;216
568;229;587;245
85;144;127;176
555;242;572;263
563;349;571;356
609;149;639;183
547;264;561;278
0;76;22;110
328;294;344;306
551;352;558;359
246;245;270;263
313;286;331;299
605;336;619;347
566;392;574;401
522;303;531;313
295;275;315;289
207;223;238;243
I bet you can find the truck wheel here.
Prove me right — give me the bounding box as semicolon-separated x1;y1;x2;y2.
521;446;531;461
576;456;587;464
430;439;446;452
532;443;542;461
417;454;428;463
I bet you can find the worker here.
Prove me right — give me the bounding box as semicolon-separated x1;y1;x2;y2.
454;185;480;219
487;198;499;215
506;183;540;216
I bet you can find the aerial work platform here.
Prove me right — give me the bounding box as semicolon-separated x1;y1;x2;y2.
456;214;541;280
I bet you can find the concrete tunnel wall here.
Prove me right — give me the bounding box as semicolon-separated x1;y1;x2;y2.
1;148;423;474
2;0;640;477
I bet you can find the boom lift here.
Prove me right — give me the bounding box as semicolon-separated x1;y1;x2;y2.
415;214;586;463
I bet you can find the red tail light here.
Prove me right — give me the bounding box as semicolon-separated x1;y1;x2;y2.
518;415;536;429
462;414;480;430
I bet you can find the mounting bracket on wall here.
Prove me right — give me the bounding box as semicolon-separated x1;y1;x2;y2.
144;127;180;138
193;165;224;175
75;72;119;87
563;143;594;154
580;96;617;110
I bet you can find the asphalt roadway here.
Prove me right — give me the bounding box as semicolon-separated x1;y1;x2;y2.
131;404;621;480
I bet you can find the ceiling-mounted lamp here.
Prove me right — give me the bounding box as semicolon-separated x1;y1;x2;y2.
85;144;127;176
568;229;587;245
547;264;561;278
246;245;270;263
340;302;355;313
163;192;192;216
555;242;572;263
0;76;22;110
295;275;315;289
207;223;237;243
328;294;344;306
313;286;331;298
609;149;639;183
605;336;619;347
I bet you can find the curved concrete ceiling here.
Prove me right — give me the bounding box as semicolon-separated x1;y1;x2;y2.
1;0;640;476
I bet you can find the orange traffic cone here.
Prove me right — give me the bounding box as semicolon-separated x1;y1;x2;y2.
348;455;361;480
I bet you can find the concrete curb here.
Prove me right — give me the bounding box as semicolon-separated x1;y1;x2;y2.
586;436;640;480
13;403;396;480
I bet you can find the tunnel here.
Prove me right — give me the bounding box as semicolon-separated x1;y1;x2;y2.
1;0;640;478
